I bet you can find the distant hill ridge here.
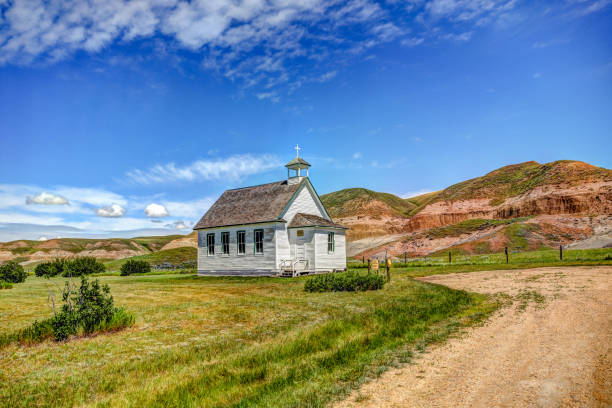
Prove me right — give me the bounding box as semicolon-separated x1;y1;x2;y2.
322;160;612;221
0;232;197;263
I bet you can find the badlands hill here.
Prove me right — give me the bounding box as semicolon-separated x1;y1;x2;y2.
321;160;612;258
0;232;197;263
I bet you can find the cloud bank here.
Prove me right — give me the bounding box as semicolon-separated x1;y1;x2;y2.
26;192;69;205
126;154;281;184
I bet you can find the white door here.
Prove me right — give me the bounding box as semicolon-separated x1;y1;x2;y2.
296;243;305;259
294;238;306;270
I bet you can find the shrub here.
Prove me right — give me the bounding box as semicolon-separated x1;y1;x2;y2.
0;279;13;290
0;261;27;283
35;258;67;277
0;276;135;346
120;259;151;276
304;271;386;293
62;257;105;277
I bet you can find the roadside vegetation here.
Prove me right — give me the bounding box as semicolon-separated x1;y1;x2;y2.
304;271;385;292
352;248;612;269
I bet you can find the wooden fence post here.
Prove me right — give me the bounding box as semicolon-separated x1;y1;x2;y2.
386;258;390;282
505;247;509;264
448;251;451;263
560;245;563;261
404;252;407;264
367;259;371;273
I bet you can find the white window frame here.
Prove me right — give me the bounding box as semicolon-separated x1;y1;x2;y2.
327;232;335;254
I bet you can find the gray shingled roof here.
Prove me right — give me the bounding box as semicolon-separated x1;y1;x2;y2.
193;180;303;229
288;213;347;229
285;157;311;167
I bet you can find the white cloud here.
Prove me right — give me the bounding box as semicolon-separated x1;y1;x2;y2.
144;203;169;218
256;92;280;103
26;192;69;205
401;37;424;47
96;204;126;218
166;220;190;230
126;154;281;184
164;197;215;219
442;31;473;42
353;152;363;159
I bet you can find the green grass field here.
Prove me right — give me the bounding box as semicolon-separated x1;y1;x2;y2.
103;247;197;273
0;269;495;408
2;247;611;407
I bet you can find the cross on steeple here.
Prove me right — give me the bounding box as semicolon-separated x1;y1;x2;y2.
295;144;301;158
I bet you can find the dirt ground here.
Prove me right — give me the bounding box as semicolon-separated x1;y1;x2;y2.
336;266;612;408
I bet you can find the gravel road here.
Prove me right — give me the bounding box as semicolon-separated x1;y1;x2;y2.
336;266;612;408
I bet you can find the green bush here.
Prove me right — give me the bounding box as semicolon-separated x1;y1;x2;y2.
304;271;386;293
62;257;105;277
0;279;13;290
0;261;27;283
35;258;67;277
120;259;151;276
0;277;135;346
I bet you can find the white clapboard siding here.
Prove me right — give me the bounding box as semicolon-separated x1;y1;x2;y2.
275;223;290;268
281;183;328;223
197;222;279;272
313;229;347;271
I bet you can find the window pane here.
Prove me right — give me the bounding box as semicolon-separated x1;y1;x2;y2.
207;234;215;255
254;229;264;254
328;232;334;253
221;232;230;255
237;231;245;254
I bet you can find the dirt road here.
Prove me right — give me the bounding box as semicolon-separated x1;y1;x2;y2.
336;266;612;408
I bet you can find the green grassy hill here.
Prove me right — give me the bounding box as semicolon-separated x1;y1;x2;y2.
322;160;612;219
321;188;417;218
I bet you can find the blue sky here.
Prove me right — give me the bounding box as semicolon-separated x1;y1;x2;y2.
0;0;611;241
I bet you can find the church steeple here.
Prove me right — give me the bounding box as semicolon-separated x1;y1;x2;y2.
285;144;311;184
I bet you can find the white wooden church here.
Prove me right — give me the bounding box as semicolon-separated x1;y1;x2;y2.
194;147;347;276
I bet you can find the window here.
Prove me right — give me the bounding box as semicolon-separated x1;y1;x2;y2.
207;233;215;256
327;232;335;253
296;229;304;237
221;232;230;255
237;231;246;255
254;229;264;254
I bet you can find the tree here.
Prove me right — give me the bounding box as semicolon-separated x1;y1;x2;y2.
0;261;27;283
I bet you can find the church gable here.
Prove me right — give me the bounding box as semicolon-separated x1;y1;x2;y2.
279;180;329;223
